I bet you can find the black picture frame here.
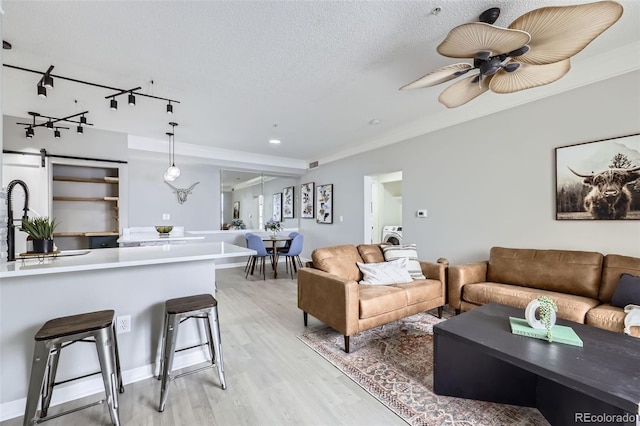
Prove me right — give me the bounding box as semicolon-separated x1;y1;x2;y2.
316;184;333;224
301;182;315;218
283;186;294;218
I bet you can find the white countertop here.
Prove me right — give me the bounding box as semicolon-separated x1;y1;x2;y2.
118;226;205;243
0;242;256;278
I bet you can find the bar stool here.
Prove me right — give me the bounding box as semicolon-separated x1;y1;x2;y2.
158;293;226;412
23;310;124;426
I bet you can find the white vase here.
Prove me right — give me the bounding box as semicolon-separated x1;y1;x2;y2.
525;299;557;330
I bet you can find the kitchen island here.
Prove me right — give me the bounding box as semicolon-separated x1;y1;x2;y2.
0;242;255;421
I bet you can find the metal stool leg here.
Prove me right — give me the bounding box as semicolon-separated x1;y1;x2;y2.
157;311;169;381
111;324;125;393
23;341;51;426
209;307;226;389
159;313;180;412
40;343;61;418
95;327;121;426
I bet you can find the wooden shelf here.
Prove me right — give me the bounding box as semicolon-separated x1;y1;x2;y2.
53;196;119;202
53;176;119;184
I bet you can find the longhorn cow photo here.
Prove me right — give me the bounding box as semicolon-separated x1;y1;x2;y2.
556;134;640;220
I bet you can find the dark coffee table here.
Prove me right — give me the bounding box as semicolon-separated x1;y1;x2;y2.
433;303;640;426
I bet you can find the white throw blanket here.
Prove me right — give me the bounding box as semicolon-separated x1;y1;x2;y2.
623;304;640;335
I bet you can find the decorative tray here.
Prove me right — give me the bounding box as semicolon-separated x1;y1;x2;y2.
18;251;61;261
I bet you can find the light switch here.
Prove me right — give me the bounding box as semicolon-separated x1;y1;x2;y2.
162;213;170;220
339;216;344;222
416;209;428;218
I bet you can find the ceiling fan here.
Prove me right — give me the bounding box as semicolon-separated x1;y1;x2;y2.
400;1;623;108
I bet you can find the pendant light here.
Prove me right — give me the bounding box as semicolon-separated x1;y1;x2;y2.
164;122;180;181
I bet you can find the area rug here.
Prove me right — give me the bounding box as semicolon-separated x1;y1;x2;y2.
298;310;549;426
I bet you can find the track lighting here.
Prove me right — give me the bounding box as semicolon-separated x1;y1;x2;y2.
80;115;87;126
37;85;47;98
128;92;136;106
54;129;61;139
26;127;34;138
166;102;173;115
43;75;54;89
46;120;54;129
77;125;83;134
17;110;91;138
110;98;118;110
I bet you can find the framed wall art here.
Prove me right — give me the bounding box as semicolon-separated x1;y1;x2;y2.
316;184;333;224
233;201;240;219
272;193;283;222
300;182;315;218
283;186;294;218
555;133;640;220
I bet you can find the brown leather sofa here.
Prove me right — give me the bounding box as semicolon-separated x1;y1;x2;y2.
298;244;446;352
448;247;640;337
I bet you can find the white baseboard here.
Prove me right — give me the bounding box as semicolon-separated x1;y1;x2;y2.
0;351;208;422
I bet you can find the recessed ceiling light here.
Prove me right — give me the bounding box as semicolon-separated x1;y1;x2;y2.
369;119;381;125
269;139;281;144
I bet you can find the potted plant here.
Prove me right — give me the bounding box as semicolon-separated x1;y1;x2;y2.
231;219;246;230
20;217;58;253
265;219;281;238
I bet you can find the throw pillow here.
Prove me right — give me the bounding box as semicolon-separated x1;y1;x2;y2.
382;244;426;280
357;258;413;285
611;273;640;308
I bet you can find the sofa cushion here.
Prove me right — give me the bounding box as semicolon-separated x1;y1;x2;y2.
358;285;408;319
611;274;640;308
392;279;442;305
357;259;412;285
487;247;603;299
462;282;600;323
382;244;426;279
586;304;640;337
311;245;364;282
357;244;386;263
600;254;640;303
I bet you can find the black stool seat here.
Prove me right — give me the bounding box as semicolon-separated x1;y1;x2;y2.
35;310;115;340
166;294;217;314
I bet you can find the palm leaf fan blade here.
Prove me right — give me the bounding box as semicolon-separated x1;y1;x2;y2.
437;22;531;59
509;1;623;65
438;75;491;108
489;60;571;94
400;63;473;90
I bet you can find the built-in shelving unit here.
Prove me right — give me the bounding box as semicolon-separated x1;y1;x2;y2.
51;162;123;250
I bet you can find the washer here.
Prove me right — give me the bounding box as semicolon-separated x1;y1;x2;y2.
382;225;403;245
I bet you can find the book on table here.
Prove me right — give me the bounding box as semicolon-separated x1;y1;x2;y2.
509;317;583;347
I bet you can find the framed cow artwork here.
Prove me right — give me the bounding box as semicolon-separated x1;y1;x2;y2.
555;133;640;220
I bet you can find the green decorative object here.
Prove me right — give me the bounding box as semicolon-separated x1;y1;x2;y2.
20;217;58;253
538;296;558;342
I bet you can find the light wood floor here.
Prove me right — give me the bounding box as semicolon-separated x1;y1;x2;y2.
3;266;406;426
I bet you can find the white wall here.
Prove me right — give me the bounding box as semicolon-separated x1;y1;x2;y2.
298;70;640;264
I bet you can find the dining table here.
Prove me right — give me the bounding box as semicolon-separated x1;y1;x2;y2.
261;236;292;278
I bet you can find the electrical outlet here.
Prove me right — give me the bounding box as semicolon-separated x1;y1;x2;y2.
116;315;131;334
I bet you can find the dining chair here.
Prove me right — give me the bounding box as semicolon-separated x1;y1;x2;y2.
279;234;304;279
245;234;270;280
278;231;299;254
244;233;255;274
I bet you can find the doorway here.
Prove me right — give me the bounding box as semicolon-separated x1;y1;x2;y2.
363;171;402;244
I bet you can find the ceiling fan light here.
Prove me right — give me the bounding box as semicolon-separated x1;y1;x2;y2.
37;85;47;98
110;98;118;110
128;93;136;106
43;75;54;89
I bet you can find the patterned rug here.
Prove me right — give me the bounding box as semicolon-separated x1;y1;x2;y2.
298;310;549;426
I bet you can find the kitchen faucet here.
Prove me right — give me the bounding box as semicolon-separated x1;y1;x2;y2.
6;179;30;262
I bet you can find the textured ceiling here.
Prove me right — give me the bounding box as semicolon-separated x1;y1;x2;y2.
2;1;639;168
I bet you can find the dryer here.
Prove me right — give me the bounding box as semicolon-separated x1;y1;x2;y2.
382;226;402;245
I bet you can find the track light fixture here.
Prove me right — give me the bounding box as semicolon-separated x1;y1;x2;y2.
37;84;47;98
35;65;55;97
16;110;92;139
164;122;181;181
166;101;173;115
110;98;118;111
128;92;136;106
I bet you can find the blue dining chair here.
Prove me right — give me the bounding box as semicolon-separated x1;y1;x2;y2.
278;232;299;254
245;233;270;280
244;233;255;274
279;234;304;279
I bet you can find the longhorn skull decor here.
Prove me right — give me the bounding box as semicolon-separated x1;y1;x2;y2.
165;181;199;204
